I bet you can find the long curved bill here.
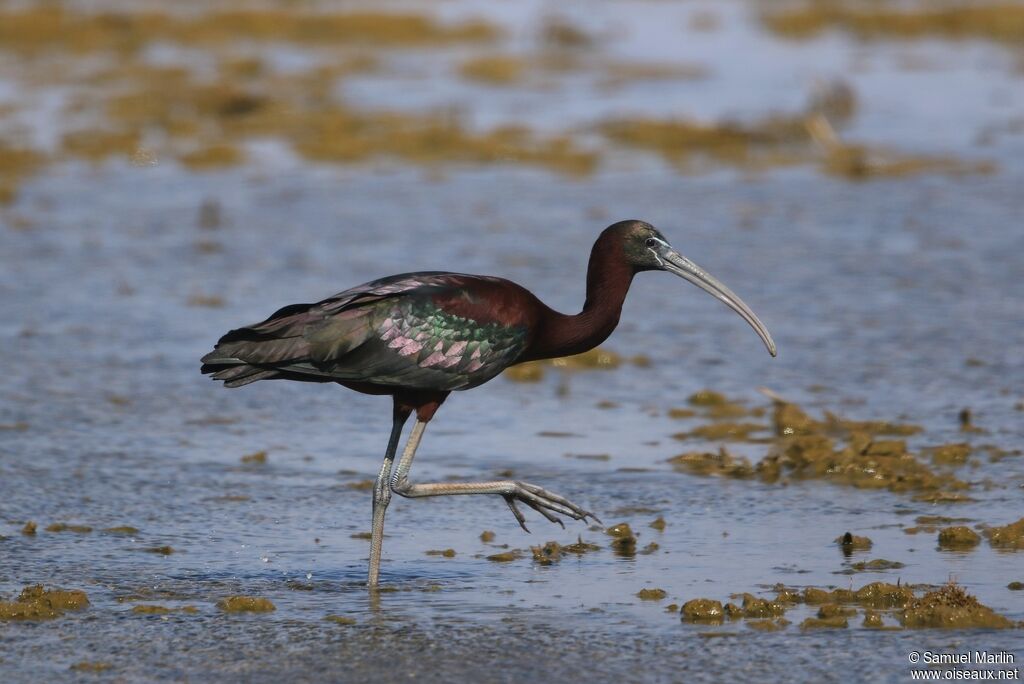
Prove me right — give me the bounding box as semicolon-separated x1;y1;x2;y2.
657;245;777;357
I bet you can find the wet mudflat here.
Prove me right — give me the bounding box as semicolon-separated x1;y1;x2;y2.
2;1;1023;682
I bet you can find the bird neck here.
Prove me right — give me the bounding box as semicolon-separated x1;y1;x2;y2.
525;240;635;361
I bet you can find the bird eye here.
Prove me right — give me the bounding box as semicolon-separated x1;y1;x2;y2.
645;238;658;248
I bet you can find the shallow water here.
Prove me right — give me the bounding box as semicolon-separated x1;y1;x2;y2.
2;1;1024;682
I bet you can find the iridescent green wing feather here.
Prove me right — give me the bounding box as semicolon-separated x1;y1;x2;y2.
334;295;529;390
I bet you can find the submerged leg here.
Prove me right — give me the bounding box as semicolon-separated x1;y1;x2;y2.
390;419;599;532
367;406;411;587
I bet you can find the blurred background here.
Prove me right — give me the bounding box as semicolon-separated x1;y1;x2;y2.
1;1;1023;681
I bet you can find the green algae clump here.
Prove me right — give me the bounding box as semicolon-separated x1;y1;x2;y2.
800;615;848;629
817;604;857;618
862;610;885;628
637;588;667;601
486;550;521;562
937;526;981;549
325;615;356;625
901;583;1012;629
739;593;787;618
460;55;528;85
425;548;456;558
132;604;198;615
45;522;92;533
984;517;1024;550
502;363;545;383
688;389;729;406
747;619;790;632
929;443;971;465
0;585;90;620
750;401;966;498
143;545;175;555
761;3;1024;46
240;450;268;464
774;587;803;604
563;536;601;554
802;587;856;605
551;348;622;370
906;515;973;535
856;582;915;609
681;599;724;623
180;143;244;170
848;559;904;573
505;347;622;382
667;449;755;478
773;402;819;436
683;390;754;420
479;530;496;543
606;523;637;557
216;596;275;613
674;422;767;443
531;542;562;565
0;8;499;52
836;532;873;551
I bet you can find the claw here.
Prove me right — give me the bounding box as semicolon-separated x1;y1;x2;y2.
522;497;565;528
503;482;598;533
504;495;530;533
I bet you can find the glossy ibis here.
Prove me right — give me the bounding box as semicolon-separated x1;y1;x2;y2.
201;220;776;586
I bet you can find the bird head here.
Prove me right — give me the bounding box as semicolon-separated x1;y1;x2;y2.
608;219;776;357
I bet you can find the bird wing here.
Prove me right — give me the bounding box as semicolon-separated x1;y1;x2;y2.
202;272;530;390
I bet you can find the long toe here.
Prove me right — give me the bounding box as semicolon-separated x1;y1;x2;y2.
520;497;566;528
503;495;531;533
508;482;597;528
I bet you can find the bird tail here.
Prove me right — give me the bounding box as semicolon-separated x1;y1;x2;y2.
202;298;378;387
201;302;319;388
200;355;282;388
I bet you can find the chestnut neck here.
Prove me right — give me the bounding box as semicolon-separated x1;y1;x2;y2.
523;238;635;361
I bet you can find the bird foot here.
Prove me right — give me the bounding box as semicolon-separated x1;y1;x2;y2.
502;481;600;533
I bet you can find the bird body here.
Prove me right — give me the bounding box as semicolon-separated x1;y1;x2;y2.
202;272;540;392
201;220;776;586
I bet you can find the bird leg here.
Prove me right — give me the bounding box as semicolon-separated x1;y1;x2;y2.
367;407;411;587
390;419;599;532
